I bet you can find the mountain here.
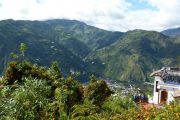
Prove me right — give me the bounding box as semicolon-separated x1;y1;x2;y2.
87;30;180;83
0;19;180;84
0;20;90;81
0;19;122;82
45;19;123;49
162;27;180;38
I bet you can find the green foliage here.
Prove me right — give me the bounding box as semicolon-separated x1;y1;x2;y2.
1;60;180;120
49;61;62;80
0;59;115;119
102;96;136;114
10;52;19;60
111;103;180;120
0;78;52;120
19;43;27;57
84;80;114;106
54;76;84;113
1;20;180;120
71;99;100;120
3;61;51;85
90;74;97;83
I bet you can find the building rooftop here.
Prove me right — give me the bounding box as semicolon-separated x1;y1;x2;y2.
150;67;180;78
151;67;180;85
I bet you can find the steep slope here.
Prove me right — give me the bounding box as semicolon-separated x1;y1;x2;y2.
1;19;180;84
87;30;180;83
45;19;123;49
0;19;123;82
0;20;90;81
162;27;180;38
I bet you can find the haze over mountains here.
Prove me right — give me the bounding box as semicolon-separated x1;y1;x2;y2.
162;27;180;38
0;19;180;83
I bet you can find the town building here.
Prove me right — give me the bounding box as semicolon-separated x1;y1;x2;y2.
151;67;180;104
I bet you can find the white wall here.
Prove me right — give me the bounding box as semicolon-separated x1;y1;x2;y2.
153;76;163;104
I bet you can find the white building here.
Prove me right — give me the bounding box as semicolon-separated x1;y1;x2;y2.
151;67;180;105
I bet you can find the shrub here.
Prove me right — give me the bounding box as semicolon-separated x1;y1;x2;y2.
102;95;136;114
4;61;52;85
71;99;100;120
0;77;52;120
54;76;84;113
84;80;114;106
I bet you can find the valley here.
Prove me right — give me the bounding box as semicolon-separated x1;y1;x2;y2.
0;19;180;85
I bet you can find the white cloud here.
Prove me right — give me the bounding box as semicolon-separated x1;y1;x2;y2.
0;0;179;31
143;0;180;29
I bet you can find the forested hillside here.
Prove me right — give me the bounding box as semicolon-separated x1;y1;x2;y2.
0;19;180;83
88;30;180;82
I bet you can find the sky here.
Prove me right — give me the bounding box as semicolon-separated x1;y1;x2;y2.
0;0;180;32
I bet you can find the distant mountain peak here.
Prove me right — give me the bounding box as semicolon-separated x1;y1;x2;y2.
162;26;180;37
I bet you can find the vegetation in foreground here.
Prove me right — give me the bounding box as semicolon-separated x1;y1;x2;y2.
0;44;180;120
0;60;180;120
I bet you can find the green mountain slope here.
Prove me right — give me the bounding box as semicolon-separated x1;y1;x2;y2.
45;19;123;49
0;19;180;84
87;30;180;83
0;20;90;81
0;19;122;82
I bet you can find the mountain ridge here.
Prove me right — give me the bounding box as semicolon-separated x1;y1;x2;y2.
0;19;180;84
162;26;180;38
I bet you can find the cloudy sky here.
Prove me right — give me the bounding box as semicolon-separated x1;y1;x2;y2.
0;0;180;31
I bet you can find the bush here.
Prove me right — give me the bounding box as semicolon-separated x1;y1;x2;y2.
0;77;52;120
102;96;136;114
54;76;84;113
84;80;114;106
71;99;100;120
4;61;52;85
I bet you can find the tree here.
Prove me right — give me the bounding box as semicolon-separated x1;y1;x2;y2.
50;61;62;80
84;80;114;106
90;74;97;83
10;52;19;60
19;43;27;58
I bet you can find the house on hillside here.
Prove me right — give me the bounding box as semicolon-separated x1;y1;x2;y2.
151;67;180;104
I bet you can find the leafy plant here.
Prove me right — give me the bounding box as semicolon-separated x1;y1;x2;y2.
102;96;136;114
84;79;114;106
71;99;100;120
0;77;52;120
